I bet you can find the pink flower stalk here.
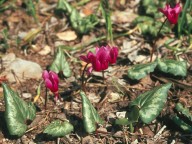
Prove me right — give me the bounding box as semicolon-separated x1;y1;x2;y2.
159;3;182;24
80;45;118;74
42;70;59;100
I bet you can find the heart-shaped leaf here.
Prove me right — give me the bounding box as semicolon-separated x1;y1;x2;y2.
80;91;104;133
130;83;172;124
157;58;187;77
43;120;74;137
50;46;71;77
56;0;98;34
2;83;36;137
127;62;157;80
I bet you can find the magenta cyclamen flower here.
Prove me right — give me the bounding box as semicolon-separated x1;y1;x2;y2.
159;3;182;24
42;70;59;100
80;45;118;74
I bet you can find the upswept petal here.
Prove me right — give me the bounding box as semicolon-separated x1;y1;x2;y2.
42;70;49;80
80;55;90;63
174;3;182;13
45;79;53;91
92;57;101;71
49;71;59;84
109;47;118;64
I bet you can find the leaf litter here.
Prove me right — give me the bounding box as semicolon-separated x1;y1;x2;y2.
0;0;191;144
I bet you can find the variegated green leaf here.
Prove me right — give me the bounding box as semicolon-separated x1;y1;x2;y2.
130;83;172;124
172;115;192;133
127;62;157;80
43;120;73;137
80;91;103;133
175;103;192;122
56;0;98;34
157;58;187;77
2;83;36;137
50;46;71;77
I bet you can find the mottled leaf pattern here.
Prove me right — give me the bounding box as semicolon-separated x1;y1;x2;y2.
175;103;192;122
43;120;74;137
172;115;192;133
157;58;187;77
130;83;172;124
2;83;36;137
50;46;71;77
56;0;98;34
127;62;157;80
80;91;103;133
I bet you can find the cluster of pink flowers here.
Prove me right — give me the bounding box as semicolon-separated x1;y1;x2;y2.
159;3;182;24
80;45;118;74
42;70;59;101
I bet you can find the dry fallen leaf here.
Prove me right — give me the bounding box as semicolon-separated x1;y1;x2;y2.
38;45;51;55
56;30;77;41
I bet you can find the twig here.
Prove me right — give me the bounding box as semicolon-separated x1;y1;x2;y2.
153;125;166;141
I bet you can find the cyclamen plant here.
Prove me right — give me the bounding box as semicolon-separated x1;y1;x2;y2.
80;45;118;88
42;70;59;101
159;3;182;24
150;2;182;61
80;45;118;74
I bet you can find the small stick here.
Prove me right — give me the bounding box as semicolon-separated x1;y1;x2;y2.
153;125;166;141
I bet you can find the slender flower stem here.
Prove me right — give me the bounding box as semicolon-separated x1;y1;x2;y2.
45;88;48;110
102;71;105;84
81;63;89;91
150;18;167;62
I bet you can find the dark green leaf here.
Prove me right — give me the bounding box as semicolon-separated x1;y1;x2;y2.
2;83;36;137
127;106;139;123
157;58;187;77
130;83;172;124
56;0;98;34
50;46;71;77
43;120;73;137
175;103;192;122
172;115;192;133
127;62;157;80
80;91;103;133
115;118;130;126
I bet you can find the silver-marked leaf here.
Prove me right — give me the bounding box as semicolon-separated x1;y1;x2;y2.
130;83;172;124
50;46;71;77
127;62;157;80
56;0;98;34
80;91;104;133
43;120;73;137
2;83;36;137
175;103;192;122
157;58;187;77
172;115;192;133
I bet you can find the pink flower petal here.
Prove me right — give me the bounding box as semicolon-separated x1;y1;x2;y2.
49;71;59;83
87;66;93;75
80;55;89;63
159;3;181;24
42;70;49;80
45;79;53;91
